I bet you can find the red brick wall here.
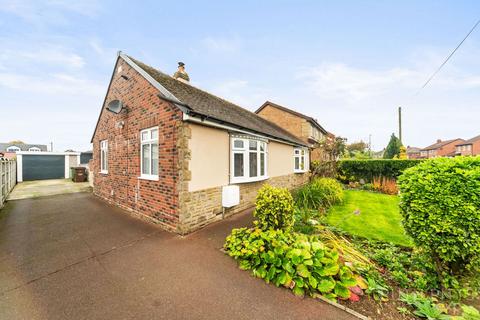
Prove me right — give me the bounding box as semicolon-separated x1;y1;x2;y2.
92;58;183;231
436;139;464;157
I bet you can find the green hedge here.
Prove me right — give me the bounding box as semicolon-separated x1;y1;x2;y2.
398;156;480;276
338;159;423;182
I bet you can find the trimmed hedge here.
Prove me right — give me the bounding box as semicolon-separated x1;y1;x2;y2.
338;159;423;182
398;156;480;274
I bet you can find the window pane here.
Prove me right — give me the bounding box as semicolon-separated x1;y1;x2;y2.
249;152;258;177
234;153;244;177
300;156;305;170
151;143;158;175
151;129;158;140
233;140;244;149
141;131;149;141
294;149;299;155
249;140;257;151
142;144;150;174
260;153;265;176
295;157;299;170
260;143;265;152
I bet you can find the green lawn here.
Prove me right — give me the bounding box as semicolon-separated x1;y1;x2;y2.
326;190;413;246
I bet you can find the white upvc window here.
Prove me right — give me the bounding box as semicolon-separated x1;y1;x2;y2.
140;127;159;180
6;146;20;152
28;147;41;152
294;147;309;173
100;140;108;173
231;136;268;184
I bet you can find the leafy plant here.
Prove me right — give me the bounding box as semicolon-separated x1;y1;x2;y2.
364;276;390;301
254;184;295;231
400;292;450;320
224;227;360;300
398;156;480;280
453;305;480;320
293;178;344;212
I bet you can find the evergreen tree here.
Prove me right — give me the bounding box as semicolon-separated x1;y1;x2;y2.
383;133;403;159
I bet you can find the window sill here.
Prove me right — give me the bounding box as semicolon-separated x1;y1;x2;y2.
138;175;159;181
230;175;269;184
99;171;108;175
294;170;308;174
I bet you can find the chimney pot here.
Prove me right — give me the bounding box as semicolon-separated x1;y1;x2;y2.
173;62;190;83
437;139;442;143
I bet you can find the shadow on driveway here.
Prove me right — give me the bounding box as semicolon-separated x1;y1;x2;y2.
0;193;355;320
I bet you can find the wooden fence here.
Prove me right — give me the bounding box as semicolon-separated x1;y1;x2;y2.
1;158;16;208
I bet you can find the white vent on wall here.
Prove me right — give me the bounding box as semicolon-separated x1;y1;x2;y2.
222;185;240;208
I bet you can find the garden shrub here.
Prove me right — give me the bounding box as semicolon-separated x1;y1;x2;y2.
338;159;422;183
398;156;480;278
224;227;358;299
254;184;295;231
372;176;398;195
293;178;344;211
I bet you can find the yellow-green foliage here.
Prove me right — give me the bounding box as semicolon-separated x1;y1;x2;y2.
254;184;295;231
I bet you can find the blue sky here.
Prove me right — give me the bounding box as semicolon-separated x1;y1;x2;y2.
1;0;479;151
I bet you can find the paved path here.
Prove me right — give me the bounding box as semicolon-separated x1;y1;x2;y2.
0;193;355;320
7;179;91;200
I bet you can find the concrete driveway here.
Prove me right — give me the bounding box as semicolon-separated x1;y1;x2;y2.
7;179;91;200
0;193;355;320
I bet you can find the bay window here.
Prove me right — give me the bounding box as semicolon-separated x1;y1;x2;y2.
294;147;308;173
100;140;108;173
140;127;159;180
231;136;267;183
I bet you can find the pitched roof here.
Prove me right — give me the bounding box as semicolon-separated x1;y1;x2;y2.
0;143;47;152
126;56;306;146
457;134;480;145
421;139;464;151
406;146;421;153
255;101;328;134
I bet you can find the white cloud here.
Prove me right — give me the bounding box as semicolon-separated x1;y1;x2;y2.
0;72;104;96
0;0;101;25
202;36;242;53
209;79;268;109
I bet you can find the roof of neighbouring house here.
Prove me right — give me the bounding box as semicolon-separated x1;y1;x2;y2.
255;101;328;134
0;143;47;152
126;56;306;146
456;134;480;146
421;138;464;151
406;146;421;153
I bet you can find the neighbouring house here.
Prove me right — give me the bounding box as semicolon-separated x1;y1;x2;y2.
455;135;480;156
420;138;465;158
0;143;47;159
406;146;421;159
255;101;330;162
90;52;310;234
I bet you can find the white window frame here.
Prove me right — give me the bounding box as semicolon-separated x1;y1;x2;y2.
100;140;108;174
6;146;21;152
230;136;268;184
294;147;309;173
139;127;159;181
28;147;41;152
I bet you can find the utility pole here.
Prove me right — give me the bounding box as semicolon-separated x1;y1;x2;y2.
398;107;402;143
368;134;372;157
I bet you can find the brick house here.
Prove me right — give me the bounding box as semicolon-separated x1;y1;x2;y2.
254;101;330;161
406;146;421;159
91;52;310;234
420;138;465;158
455;135;480;156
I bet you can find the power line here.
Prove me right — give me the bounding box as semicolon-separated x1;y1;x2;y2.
415;18;480;95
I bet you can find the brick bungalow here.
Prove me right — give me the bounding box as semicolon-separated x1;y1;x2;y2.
255;101;331;162
91;52;310;234
420;138;465;158
455;135;480;156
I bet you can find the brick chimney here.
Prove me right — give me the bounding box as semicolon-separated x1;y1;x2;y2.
437;139;442;143
173;62;190;83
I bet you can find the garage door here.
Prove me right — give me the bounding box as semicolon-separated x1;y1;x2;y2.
22;155;65;181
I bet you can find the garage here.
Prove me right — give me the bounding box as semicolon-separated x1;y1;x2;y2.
16;151;81;182
22;155;65;181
